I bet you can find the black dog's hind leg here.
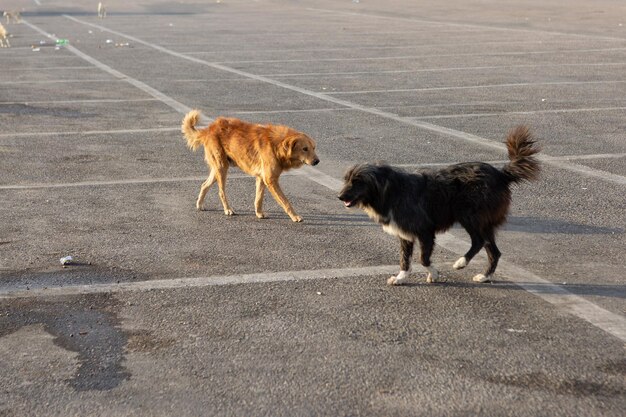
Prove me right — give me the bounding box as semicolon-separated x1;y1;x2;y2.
473;229;501;283
418;233;439;283
453;225;485;270
387;238;414;286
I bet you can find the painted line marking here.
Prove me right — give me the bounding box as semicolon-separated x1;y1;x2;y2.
329;80;626;95
0;127;179;139
0;79;117;85
60;15;626;187
215;47;626;65
0;98;160;106
179;39;626;55
14;19;626;342
395;152;626;168
414;106;626;119
1;153;622;191
0;172;297;190
0;265;399;299
263;62;626;78
1;66;96;71
306;7;626;43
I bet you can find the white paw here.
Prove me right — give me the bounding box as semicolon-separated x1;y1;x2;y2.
224;209;235;216
426;266;439;283
473;273;491;283
453;257;468;270
387;270;409;286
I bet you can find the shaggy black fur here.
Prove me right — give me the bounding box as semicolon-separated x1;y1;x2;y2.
338;126;541;283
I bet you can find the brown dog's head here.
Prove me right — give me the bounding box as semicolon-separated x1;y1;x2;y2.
284;134;320;167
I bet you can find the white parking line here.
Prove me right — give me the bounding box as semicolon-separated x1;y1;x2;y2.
395;152;626;168
2;153;622;191
15;18;626;342
0;79;117;85
329;80;626;95
0;265;399;299
264;62;626;78
0;172;300;190
215;47;626;65
179;39;626;55
2;66;96;71
0;126;179;139
0;98;159;106
59;15;626;187
415;106;626;119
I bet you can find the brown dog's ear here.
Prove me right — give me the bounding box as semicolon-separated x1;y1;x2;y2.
282;136;299;159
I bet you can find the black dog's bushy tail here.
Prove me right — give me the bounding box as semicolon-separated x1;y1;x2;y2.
502;125;541;183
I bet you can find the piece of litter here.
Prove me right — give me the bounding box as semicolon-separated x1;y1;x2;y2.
79;331;89;336
88;30;93;34
506;328;526;333
316;291;322;295
541;98;546;102
31;47;40;52
105;39;113;44
582;187;587;190
60;256;73;266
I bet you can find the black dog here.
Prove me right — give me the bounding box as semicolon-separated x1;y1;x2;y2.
338;126;540;285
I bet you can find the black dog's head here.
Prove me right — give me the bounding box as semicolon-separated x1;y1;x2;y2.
338;163;389;208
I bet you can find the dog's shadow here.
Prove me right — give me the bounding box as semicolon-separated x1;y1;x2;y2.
502;216;623;235
197;209;376;227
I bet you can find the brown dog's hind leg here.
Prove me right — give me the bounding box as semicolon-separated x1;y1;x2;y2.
215;166;235;216
196;169;216;211
255;177;266;219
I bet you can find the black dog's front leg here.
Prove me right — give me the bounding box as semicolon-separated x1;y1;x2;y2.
387;238;414;286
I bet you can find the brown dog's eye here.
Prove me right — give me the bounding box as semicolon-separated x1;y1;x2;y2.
303;147;308;152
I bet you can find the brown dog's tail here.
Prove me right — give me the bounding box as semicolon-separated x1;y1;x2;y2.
502;125;541;183
181;110;203;151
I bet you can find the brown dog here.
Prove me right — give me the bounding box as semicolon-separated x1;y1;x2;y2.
182;110;319;222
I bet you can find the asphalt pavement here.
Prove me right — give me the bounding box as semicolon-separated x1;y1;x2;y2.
0;0;625;416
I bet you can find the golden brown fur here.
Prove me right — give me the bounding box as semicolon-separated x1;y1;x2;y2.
182;110;320;222
0;23;9;48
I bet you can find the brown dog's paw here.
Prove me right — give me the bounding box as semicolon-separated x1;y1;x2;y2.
224;209;235;216
291;215;303;222
256;212;267;219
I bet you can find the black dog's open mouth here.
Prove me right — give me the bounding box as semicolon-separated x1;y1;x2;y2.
343;200;356;208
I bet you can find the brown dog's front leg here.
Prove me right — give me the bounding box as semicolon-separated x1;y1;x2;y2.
265;178;302;222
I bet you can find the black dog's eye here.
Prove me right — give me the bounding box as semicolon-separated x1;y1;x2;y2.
303;147;309;152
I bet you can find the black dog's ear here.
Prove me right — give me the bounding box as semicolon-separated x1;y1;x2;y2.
343;165;357;181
